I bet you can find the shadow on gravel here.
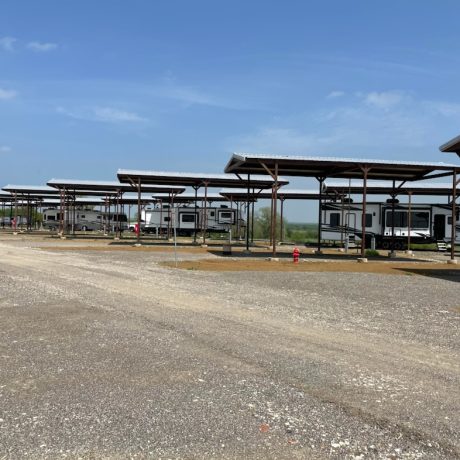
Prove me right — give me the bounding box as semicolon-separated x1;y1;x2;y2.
397;268;460;283
207;250;422;262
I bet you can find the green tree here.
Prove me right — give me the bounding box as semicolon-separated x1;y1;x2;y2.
253;207;286;240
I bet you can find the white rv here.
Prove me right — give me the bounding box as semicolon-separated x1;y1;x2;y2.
322;201;459;249
42;208;127;232
142;204;243;236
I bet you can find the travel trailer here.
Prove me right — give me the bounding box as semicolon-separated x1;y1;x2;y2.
321;201;459;249
141;204;243;236
42;208;128;232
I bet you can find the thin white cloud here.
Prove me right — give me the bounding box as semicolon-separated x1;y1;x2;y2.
425;101;460;117
361;90;406;110
57;106;147;123
0;88;17;100
149;78;249;110
326;91;345;99
0;36;17;51
27;41;58;52
227;91;460;156
0;145;11;153
93;106;146;123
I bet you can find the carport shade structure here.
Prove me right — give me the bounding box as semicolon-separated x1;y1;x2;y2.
2;185;65;230
224;153;460;259
47;179;185;239
219;188;326;243
440;136;460;260
324;180;459;256
117;169;288;248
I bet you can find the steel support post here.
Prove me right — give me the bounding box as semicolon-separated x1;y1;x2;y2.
391;180;396;254
251;191;255;243
279;198;284;243
451;169;457;261
202;182;209;244
316;177;325;254
271;163;278;258
407;192;412;251
360;167;369;259
136;178;141;245
193;186;199;244
245;174;251;251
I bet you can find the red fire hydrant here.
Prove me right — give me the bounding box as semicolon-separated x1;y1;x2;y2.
293;246;300;263
134;223;140;235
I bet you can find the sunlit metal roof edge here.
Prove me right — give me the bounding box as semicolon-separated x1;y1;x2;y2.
229;153;459;169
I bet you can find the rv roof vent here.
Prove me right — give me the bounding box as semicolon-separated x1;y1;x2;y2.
386;198;399;204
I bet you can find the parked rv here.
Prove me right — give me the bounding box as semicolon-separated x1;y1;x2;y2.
322;201;459;249
142;204;243;236
42;208;128;232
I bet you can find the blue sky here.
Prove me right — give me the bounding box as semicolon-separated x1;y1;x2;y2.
1;1;460;221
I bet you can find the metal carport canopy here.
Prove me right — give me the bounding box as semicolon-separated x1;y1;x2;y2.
219;188;322;200
224;153;458;180
47;179;185;194
152;192;234;203
324;180;456;196
224;153;459;259
2;185;62;195
440;134;460;156
117;169;288;188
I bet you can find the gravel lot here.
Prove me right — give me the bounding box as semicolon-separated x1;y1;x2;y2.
0;235;459;459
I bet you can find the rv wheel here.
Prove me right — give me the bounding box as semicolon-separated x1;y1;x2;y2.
382;241;389;249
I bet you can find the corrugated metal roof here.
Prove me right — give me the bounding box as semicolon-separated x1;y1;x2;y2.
324;180;455;196
117;169;288;188
219;188;321;200
47;179;185;194
439;134;460;153
225;153;459;181
231;153;458;168
2;185;58;194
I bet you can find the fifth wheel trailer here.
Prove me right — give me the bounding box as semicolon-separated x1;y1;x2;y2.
141;204;244;236
42;208;128;232
321;201;459;249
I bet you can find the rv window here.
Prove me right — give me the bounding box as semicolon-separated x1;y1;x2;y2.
81;215;85;219
386;211;406;227
47;215;55;221
330;213;340;227
365;213;372;227
210;211;215;217
220;212;232;219
181;214;195;223
164;217;170;222
448;216;452;225
97;215;102;219
411;212;429;229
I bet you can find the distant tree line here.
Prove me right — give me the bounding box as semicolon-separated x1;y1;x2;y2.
252;207;317;242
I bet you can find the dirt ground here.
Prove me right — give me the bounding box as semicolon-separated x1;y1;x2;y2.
0;234;459;459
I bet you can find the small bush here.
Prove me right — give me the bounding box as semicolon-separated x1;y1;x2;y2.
365;249;380;257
